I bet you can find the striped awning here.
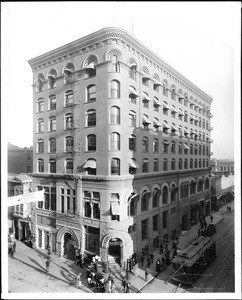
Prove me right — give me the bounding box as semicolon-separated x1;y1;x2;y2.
153;99;161;107
178;109;185;116
129;158;140;169
129;86;139;97
143;93;151;101
142;115;152;124
163;102;170;110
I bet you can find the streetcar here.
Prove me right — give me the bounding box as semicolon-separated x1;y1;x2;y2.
171;236;216;285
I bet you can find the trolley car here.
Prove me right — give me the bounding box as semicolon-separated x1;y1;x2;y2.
171;236;216;285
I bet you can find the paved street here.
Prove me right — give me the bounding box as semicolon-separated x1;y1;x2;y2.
5;201;234;295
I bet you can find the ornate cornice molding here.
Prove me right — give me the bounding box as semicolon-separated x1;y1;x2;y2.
28;27;212;103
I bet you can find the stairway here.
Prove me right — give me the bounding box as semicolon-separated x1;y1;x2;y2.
107;255;126;280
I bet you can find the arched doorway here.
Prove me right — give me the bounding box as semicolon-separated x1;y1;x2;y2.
108;238;122;264
181;212;189;231
62;232;77;261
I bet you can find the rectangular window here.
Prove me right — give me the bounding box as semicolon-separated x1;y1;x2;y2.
153;236;159;250
153;214;158;231
141;219;148;240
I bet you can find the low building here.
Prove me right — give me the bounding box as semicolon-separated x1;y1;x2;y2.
8;174;33;241
211;158;234;175
210;174;234;211
8;143;33;174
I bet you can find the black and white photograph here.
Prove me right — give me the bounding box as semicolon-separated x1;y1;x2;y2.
1;2;241;299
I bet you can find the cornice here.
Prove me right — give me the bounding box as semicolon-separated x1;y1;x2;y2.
28;27;213;103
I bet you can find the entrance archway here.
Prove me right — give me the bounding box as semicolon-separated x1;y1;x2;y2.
108;238;122;264
56;227;78;260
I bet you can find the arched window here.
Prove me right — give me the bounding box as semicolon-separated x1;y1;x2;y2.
197;179;203;192
184;143;189;154
125;133;135;153
37;118;44;133
190;158;193;169
206;159;209;167
190;144;193;155
142;92;150;108
162;81;168;96
110;54;120;72
162;186;168;204
35;73;44;92
163;140;169;154
184;158;188;169
129;86;139;104
63;63;75;84
128;194;138;216
37;98;44;113
179;158;183;170
163;101;170;116
141;191;150;212
194;145;198;155
87;85;96;102
49;159;56;173
142;137;149;152
66;159;73;174
152;189;161;208
203;146;206;155
85;56;97;78
65;136;73;152
49;138;56;153
110;106;120;124
110;132;120;150
47;69;57;89
38;139;44;153
178;142;183;154
84;158;96;175
111;158;120;175
49;116;56;132
65;113;73;129
153;97;161;112
199;159;202;168
129;111;136;127
171;88;176;100
142;67;150;87
87;134;96;151
153;74;161;92
171;185;178;202
205;177;209;189
65;90;74;106
153;159;159;172
195;159;198;168
202;119;205;129
142;158;149;173
153;139;159;153
129;61;137;80
203;159;205;167
190;180;196;195
163;158;168;171
110;80;120;98
86;109;96;127
49;95;56;110
38;158;44;172
171;158;176;170
171;141;176;154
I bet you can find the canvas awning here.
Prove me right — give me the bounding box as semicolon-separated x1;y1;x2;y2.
83;159;96;169
163;103;170;110
142;115;152;124
129;158;140;169
143;93;151;101
129;86;139;97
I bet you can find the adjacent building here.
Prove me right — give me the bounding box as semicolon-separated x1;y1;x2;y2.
28;27;213;267
211;158;234;175
8;143;33;174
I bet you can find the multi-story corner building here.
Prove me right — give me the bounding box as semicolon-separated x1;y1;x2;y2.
8;143;33;174
28;27;213;267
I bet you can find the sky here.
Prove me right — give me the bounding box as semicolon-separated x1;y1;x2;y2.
2;2;241;160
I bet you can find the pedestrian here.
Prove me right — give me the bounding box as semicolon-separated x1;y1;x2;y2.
75;273;82;288
126;281;131;293
210;214;213;223
162;256;165;266
122;277;127;293
128;259;132;272
159;243;163;254
46;259;50;273
10;245;14;258
150;253;154;264
145;267;149;281
172;248;177;259
156;259;161;272
204;220;207;230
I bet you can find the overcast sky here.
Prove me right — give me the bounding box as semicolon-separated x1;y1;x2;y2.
2;2;240;159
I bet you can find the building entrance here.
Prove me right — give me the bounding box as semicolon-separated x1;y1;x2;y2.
181;212;189;231
63;233;76;260
108;238;122;264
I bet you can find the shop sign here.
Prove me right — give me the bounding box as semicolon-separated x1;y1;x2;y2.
8;190;44;207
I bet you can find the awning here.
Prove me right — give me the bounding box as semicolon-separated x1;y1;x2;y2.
184;144;190;150
190;102;194;106
184;128;189;135
142;115;152;124
178;95;184;100
142;73;152;80
178;109;185;116
48;74;56;78
163;103;170;110
86;62;95;69
163;140;169;145
143;93;151;101
190;114;194;120
153;99;161;107
129;158;140;168
171;106;178;113
171;124;178;131
129;63;137;68
129;86;139;97
153;120;162;127
163;123;170;129
111;202;120;215
83;159;96;169
153;79;162;86
193;116;198;121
